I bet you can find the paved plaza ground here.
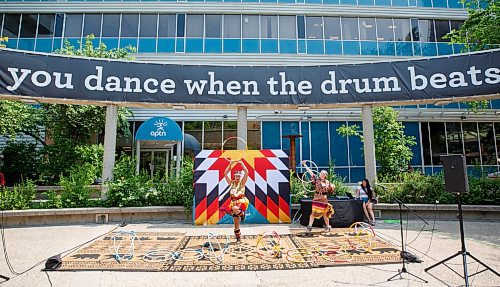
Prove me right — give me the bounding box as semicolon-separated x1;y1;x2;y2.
0;218;499;287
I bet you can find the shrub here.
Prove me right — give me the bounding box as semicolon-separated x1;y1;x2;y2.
0;140;40;185
105;155;154;207
59;163;95;208
0;180;36;210
376;172;500;205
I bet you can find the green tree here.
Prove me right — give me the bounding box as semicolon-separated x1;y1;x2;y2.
37;34;134;183
445;0;500;113
337;107;416;178
0;101;45;145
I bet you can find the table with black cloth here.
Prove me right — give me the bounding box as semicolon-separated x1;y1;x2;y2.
299;198;364;227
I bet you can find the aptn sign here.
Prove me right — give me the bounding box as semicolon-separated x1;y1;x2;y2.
0;48;499;107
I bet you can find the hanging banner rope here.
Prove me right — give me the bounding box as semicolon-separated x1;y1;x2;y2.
0;48;498;108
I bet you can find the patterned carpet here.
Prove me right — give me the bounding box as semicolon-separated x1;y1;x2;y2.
58;228;400;272
290;228;401;266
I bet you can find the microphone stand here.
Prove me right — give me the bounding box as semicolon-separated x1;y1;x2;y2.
387;197;428;283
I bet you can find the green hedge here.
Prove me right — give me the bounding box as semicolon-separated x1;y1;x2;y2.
376;172;500;205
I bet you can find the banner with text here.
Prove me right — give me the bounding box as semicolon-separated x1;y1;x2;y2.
0;48;498;106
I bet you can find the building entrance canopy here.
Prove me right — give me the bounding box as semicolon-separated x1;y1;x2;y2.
0;48;498;108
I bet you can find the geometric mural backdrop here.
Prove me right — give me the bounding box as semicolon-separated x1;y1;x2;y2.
193;150;291;225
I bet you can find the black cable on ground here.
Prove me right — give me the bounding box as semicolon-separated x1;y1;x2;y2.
0;208;118;284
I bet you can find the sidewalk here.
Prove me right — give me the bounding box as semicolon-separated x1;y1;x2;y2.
0;219;499;287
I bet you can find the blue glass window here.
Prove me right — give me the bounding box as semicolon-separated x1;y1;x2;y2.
224;15;241;39
185;38;203;53
448;0;463;8
38;14;55;38
138;38;157;52
65;14;83;38
297;16;305;39
279;40;297;54
261;39;278;53
159;14;177;38
325;40;342;54
18;39;35;51
437;43;453;55
348;121;364;166
375;0;392;5
54;14;64;37
176;14;185;37
412;42;422;56
298;39;306;53
301;122;311;162
140;14;158;38
378;41;395;55
242;39;259;53
343;41;360;55
101;14;120;37
334;168;349;181
83;14;102;37
35;38;53;52
281;122;301;167
223;39;241;53
392;0;409;6
205;38;222;53
157;38;175;52
329;122;348;167
340;0;357;4
324;0;340;3
52;38;63;50
360;41;378;55
403;122;422;166
100;38;118;49
417;0;432;7
421;42;437;56
396;42;413;56
306;40;324;54
311;122;329;167
359;0;374;5
262;122;281;149
121;14;139;38
350;167;366;183
19;14;37;40
120;38;137;49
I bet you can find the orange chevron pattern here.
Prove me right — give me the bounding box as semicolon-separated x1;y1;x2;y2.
193;150;291;225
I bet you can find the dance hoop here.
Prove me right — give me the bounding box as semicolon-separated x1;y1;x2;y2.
109;230;141;262
255;231;283;259
221;136;248;162
286;248;315;263
202;233;230;264
143;250;178;263
299;160;319;192
174;249;204;262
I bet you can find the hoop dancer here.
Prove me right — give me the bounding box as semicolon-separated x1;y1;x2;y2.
301;160;336;236
223;160;249;242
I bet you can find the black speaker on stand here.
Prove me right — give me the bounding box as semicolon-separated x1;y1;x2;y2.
424;155;499;286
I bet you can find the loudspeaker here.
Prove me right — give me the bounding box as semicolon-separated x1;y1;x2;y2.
441;154;469;193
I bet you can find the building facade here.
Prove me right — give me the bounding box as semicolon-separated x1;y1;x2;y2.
1;0;499;182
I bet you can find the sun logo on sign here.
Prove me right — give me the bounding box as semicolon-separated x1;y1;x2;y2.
151;119;168;137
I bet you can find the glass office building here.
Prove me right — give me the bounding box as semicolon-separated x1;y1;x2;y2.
2;0;499;182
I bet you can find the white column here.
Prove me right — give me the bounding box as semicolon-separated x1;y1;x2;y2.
362;105;377;184
101;104;118;200
237;106;248;150
136;140;140;174
176;140;182;177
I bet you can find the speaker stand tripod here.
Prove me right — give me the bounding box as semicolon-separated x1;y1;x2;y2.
424;193;499;287
387;198;428;283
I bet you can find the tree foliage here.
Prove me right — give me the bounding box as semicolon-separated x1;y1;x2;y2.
1;34;134;184
446;0;500;51
337;107;416;178
445;0;499;113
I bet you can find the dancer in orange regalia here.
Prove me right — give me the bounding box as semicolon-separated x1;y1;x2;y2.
301;160;336;236
224;160;249;242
